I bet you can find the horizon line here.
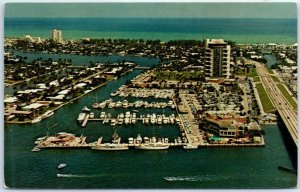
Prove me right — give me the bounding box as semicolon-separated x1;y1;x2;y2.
5;16;297;19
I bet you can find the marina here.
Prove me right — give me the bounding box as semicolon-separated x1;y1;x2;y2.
4;3;298;189
92;99;175;109
32;132;264;151
80;111;177;127
111;87;175;99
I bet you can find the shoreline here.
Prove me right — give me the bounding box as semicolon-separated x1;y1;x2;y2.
4;34;297;45
4;67;134;125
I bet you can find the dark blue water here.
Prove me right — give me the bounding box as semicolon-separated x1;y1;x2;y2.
10;50;159;67
5;18;297;43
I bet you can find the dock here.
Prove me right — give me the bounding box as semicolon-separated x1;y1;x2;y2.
33;133;265;152
81;113;177;127
81;114;90;127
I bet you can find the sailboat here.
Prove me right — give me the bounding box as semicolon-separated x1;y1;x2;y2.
92;92;99;109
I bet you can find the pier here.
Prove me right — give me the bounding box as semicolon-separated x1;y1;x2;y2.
33;135;264;151
81;112;177;127
34;138;265;151
81;114;90;127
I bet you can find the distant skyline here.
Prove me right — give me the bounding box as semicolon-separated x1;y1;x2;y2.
5;3;297;19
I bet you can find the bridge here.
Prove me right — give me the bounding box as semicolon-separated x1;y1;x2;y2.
252;60;298;147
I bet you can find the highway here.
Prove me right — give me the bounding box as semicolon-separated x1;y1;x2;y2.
252;60;298;147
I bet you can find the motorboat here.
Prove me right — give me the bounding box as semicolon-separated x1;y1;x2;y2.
31;117;42;124
82;106;91;112
128;137;134;144
31;147;40;152
111;119;117;126
124;118;130;125
89;112;95;119
98;101;107;109
100;112;106;119
183;144;198;149
125;111;130;118
92;103;99;109
116;101;122;107
41;110;54;119
144;118;149;124
57;163;67;169
135;143;169;150
77;113;86;123
91;144;129;151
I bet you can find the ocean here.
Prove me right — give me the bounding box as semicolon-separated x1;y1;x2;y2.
4;17;297;44
4;17;298;189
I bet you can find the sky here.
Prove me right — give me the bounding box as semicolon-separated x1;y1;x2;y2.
4;2;297;19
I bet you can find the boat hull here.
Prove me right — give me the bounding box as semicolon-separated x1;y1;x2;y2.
91;146;129;151
135;145;169;150
183;145;198;149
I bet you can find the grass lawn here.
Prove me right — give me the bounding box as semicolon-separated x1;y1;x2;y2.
256;83;275;113
247;66;258;77
277;84;297;110
235;68;246;75
253;76;260;82
271;75;280;82
267;68;274;74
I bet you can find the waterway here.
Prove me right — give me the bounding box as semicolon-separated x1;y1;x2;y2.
4;53;297;189
263;54;278;68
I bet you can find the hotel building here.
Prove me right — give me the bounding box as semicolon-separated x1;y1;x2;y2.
51;29;63;43
204;39;231;78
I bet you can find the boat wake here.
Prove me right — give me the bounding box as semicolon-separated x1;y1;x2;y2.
57;173;103;178
163;175;231;182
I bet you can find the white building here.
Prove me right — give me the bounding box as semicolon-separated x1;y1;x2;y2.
204;39;231;78
51;29;63;43
24;35;41;43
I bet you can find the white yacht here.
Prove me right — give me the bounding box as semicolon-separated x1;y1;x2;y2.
124;118;130;125
77;113;86;123
183;144;198;149
41;110;54;119
98;101;107;109
135;143;169;150
125;111;130;118
91;143;129;151
89;112;95;119
31;117;42;124
57;163;67;169
92;103;99;109
100;112;106;119
31;147;40;152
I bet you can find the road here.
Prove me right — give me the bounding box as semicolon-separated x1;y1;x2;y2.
251;60;298;146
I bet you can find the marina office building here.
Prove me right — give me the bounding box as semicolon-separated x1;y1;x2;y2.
51;29;63;43
205;39;231;78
